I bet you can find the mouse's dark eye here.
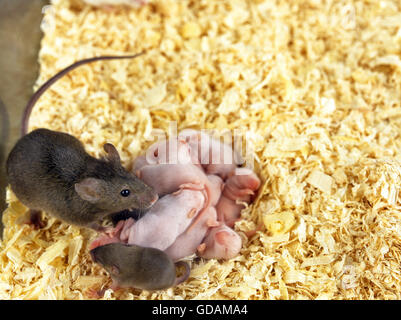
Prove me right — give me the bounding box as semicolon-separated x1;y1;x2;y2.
120;189;130;197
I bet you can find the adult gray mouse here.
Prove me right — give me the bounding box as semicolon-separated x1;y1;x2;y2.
90;242;190;291
6;128;158;232
6;53;158;231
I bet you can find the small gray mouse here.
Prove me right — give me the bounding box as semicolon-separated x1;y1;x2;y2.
90;242;190;291
6;53;158;231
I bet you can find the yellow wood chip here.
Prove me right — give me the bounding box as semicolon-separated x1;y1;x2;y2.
2;0;401;300
36;238;68;271
306;170;333;194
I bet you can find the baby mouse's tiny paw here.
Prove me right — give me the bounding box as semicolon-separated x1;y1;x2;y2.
102;227;117;237
197;243;206;254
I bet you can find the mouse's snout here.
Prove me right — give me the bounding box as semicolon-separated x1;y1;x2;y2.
139;188;158;209
127;176;159;209
90;247;106;266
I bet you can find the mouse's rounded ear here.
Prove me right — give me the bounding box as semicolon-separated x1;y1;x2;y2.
103;143;121;165
75;178;102;203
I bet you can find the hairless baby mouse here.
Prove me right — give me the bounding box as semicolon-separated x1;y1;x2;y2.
90;242;190;291
7;53;158;231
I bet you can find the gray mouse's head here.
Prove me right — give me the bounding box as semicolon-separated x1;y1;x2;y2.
74;143;158;214
90;243;133;287
90;242;125;274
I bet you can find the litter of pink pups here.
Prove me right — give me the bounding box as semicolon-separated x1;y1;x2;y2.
92;129;260;261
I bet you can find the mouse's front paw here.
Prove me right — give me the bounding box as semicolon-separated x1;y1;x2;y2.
28;209;46;229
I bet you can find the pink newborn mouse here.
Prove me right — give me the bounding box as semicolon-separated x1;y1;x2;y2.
135;138;207;198
216;167;261;227
206;174;224;206
164;207;219;261
117;188;205;251
137;162;212;212
146;138;194;166
89;233;120;251
131;138;193;174
178;129;241;179
136;150;216;231
197;224;242;260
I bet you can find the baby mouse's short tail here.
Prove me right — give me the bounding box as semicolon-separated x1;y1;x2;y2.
174;261;190;286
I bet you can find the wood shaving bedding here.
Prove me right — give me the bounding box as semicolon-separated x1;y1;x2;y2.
2;0;401;299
